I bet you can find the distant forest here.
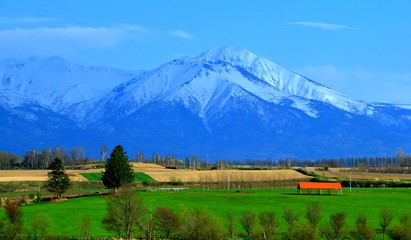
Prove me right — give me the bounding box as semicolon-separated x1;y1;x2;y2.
1;145;411;173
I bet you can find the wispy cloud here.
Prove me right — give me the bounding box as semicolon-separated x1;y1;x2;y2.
118;24;147;32
169;30;194;39
0;17;61;23
289;22;357;30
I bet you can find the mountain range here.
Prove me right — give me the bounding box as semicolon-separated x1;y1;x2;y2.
1;46;411;160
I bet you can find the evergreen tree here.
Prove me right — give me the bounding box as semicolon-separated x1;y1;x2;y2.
102;145;134;193
46;157;70;198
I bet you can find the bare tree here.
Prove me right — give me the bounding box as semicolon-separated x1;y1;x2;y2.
101;144;109;161
155;206;179;239
3;199;24;240
102;188;146;240
329;211;347;238
354;214;375;240
226;212;236;239
306;202;322;231
31;213;52;240
78;216;91;239
392;213;411;240
177;208;223;240
239;210;256;238
379;208;394;235
283;208;299;236
259;210;279;240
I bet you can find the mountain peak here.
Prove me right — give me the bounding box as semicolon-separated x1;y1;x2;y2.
197;46;259;65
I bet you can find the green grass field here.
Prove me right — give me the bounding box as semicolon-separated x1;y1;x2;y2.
2;188;410;236
80;172;156;182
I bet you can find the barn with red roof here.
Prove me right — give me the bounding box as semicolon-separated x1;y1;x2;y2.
297;182;343;195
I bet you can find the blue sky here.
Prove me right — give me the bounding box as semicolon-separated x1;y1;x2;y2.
1;0;410;103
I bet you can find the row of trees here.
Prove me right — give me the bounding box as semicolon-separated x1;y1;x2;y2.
101;190;411;240
3;144;411;171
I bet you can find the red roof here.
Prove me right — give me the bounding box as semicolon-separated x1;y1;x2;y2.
298;182;342;190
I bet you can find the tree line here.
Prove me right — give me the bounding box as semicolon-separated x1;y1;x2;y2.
1;145;411;172
1;191;410;240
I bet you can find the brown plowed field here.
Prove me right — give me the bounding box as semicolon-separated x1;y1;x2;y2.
303;167;411;181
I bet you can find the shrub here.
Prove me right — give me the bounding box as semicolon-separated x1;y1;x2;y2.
178;207;223;240
379;208;394;235
354;214;375;240
239;210;256;238
329;211;347;238
392;213;411;240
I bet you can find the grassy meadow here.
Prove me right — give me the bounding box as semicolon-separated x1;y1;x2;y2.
3;187;409;236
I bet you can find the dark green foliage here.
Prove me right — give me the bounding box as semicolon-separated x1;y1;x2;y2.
46;157;70;198
81;172;156;183
101;145;134;193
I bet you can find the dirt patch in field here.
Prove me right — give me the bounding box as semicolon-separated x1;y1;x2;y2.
49;198;68;203
0;168;104;182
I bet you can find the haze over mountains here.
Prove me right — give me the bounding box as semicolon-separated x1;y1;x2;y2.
1;46;411;160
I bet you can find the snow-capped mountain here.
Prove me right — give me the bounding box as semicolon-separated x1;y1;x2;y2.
1;46;411;160
0;56;142;112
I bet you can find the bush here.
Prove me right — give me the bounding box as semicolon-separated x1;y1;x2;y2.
354;214;375;240
329;211;347;238
379;208;394;235
178;208;223;240
391;213;411;240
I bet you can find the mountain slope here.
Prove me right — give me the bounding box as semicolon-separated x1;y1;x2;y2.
1;47;411;159
0;56;142;115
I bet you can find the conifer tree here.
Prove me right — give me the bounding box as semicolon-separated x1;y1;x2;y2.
46;157;70;198
102;145;134;193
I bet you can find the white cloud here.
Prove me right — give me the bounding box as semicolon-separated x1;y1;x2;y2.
169;30;194;39
289;22;357;30
292;65;411;104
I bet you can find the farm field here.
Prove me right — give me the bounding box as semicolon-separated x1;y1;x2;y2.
304;167;411;181
80;172;156;182
2;188;410;237
0;163;311;183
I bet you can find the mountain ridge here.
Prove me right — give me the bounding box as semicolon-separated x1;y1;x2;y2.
1;46;411;160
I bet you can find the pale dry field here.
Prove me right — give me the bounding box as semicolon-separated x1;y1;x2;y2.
131;163;309;182
0;168;103;182
303;167;411;181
